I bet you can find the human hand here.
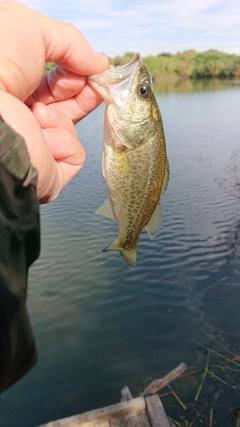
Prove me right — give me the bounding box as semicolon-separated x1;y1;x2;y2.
0;1;108;203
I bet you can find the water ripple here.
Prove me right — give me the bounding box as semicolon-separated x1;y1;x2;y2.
2;84;240;427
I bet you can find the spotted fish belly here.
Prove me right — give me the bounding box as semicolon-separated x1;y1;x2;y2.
105;132;165;249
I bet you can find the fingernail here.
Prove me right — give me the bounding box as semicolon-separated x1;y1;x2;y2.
101;54;109;69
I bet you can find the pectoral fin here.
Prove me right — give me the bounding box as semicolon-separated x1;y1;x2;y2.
145;202;161;240
95;199;115;221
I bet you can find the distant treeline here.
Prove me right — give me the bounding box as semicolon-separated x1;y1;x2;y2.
45;50;240;81
109;50;240;82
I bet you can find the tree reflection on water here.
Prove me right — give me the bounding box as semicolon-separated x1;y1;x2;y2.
154;78;240;95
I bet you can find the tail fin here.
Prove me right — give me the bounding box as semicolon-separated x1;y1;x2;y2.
103;240;137;269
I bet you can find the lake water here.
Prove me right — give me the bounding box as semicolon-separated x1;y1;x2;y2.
1;79;240;426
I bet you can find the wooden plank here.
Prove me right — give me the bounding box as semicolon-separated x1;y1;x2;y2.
142;363;187;396
78;421;110;427
145;395;170;427
38;397;146;427
121;386;133;402
128;411;151;427
110;411;151;427
109;416;127;427
38;420;110;427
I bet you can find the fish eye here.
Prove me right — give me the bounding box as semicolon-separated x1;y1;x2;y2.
137;83;151;99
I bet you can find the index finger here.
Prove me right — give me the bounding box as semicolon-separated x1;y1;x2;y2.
36;12;108;75
0;2;108;100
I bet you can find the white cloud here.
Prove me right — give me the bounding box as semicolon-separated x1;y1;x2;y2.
3;0;240;56
72;18;115;31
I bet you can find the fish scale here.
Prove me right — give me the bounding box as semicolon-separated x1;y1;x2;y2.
88;53;169;268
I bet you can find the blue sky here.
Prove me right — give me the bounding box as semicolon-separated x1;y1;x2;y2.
9;0;240;56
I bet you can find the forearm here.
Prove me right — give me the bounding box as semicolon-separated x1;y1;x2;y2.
0;117;40;392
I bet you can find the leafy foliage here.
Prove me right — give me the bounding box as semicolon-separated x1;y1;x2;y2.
109;50;240;80
44;50;240;81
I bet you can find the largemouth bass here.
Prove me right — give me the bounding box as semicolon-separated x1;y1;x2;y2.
88;53;169;268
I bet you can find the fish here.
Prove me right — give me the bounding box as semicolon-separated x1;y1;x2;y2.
88;53;169;268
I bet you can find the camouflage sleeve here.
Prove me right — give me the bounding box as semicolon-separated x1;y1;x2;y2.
0;116;40;392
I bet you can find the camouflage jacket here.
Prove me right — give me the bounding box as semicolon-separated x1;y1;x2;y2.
0;117;40;392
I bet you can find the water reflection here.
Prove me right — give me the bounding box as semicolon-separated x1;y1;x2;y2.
154;77;240;94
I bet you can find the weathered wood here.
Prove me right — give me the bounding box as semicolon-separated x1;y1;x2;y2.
109;416;126;427
121;387;133;402
38;421;110;427
145;395;170;427
38;397;146;427
128;411;151;427
78;421;110;427
142;363;187;397
110;412;151;427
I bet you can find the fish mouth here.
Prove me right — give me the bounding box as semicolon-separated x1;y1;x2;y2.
87;53;143;100
108;52;143;76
